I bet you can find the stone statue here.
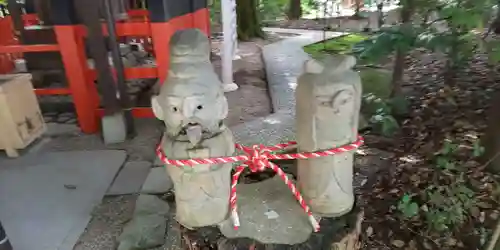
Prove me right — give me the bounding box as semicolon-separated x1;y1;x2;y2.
151;29;235;228
295;55;362;217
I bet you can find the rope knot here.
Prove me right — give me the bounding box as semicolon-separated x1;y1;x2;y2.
248;144;271;172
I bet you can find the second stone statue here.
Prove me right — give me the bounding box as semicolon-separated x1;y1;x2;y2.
295;55;362;217
151;29;235;228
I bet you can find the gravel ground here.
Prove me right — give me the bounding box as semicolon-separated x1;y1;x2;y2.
32;35;277;250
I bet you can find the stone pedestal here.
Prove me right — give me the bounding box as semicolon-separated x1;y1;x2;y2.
218;176;316;245
295;55;362;217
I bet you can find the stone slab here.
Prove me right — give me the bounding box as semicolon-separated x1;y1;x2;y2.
46;123;81;137
141;167;173;194
107;161;152;195
0;150;127;250
218;176;315;245
117;195;170;250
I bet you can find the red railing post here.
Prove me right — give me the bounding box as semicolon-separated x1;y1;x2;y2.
54;25;99;134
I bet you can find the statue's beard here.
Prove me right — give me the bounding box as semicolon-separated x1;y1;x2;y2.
166;121;224;145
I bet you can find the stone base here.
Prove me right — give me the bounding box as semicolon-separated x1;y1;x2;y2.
216;202;364;249
218;176;316;245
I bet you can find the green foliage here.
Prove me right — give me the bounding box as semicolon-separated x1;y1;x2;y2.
434;139;484;171
473;140;485;158
397;139;485;233
435;139;460;170
351;0;495;82
209;0;222;23
211;0;291;24
301;0;320;15
215;0;321;23
352;25;419;63
424;180;476;232
362;93;402;137
398;181;477;232
388;95;410;116
304;34;370;58
359;68;393;98
398;193;419;218
259;0;289;21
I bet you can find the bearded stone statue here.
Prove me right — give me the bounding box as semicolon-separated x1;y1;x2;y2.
151;29;234;228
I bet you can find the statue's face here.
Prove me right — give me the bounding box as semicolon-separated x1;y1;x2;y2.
314;85;356;139
296;57;360;148
152;29;228;145
152;84;228;145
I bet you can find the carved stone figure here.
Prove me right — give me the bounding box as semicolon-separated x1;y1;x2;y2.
295;55;362;217
151;29;234;228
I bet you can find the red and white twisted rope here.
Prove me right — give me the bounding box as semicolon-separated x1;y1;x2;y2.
156;135;364;232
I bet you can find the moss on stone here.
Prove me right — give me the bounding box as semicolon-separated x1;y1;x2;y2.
303;33;369;58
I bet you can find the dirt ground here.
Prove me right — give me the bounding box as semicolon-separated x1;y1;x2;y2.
210;32;281;126
60;33;280;250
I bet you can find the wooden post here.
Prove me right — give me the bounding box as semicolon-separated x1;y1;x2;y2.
48;0;101;133
74;0;122;116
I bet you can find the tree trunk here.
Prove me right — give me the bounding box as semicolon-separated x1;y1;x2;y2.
390;0;413;97
443;50;458;86
391;50;405;97
353;0;363;16
483;0;500;172
376;2;384;27
483;90;500;172
492;0;500;33
236;0;264;41
287;0;302;20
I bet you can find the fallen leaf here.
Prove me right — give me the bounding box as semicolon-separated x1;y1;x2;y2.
489;211;499;220
470;206;480;218
361;179;368;186
391;240;405;248
389;188;399;194
420;204;429;212
477;202;493;209
446;238;457;246
366;226;373;236
423;240;433;249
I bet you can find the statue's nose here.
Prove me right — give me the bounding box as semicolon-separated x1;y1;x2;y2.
182;100;197;118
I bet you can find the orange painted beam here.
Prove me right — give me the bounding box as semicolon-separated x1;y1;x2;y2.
115;22;151;36
0;44;59;53
87;67;158;80
35;88;71;95
97;107;154;118
127;9;149;17
76;22;152;37
54;25;99;134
